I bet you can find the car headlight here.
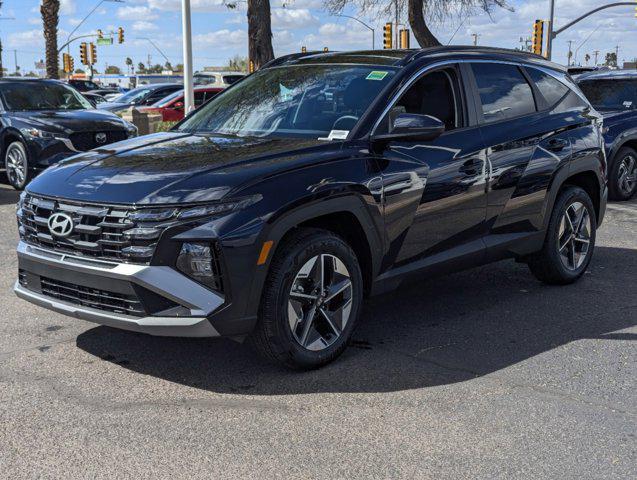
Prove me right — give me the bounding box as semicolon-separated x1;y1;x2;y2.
20;128;55;139
124;122;138;138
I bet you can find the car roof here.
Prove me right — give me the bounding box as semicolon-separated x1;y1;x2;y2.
134;82;183;90
264;46;566;72
0;77;63;83
577;69;637;81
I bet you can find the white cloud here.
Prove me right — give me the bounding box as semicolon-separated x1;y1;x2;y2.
60;0;76;15
272;8;318;30
132;21;159;32
117;6;159;21
148;0;228;13
193;29;247;49
7;30;44;48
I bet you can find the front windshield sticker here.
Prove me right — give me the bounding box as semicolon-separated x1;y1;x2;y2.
319;130;349;141
366;71;389;81
623;101;633;109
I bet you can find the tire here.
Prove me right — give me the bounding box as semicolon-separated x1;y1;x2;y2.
609;147;637;201
527;186;596;285
249;228;363;370
4;141;31;190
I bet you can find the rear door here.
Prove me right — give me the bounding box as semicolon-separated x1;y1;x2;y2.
468;62;573;253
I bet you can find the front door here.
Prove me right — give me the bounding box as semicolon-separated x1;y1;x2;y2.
374;65;489;270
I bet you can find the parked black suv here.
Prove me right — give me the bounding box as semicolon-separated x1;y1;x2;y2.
577;70;637;200
14;48;607;369
0;79;137;190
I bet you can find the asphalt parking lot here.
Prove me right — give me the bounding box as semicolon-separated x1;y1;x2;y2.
0;183;635;479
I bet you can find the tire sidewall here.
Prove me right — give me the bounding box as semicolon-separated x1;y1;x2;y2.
546;187;597;281
4;141;29;190
609;147;637;201
268;233;363;368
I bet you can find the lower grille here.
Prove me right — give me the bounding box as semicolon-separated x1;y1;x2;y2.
70;130;128;151
39;276;145;317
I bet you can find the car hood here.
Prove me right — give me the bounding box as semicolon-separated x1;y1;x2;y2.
9;109;127;135
26;132;339;205
97;102;131;112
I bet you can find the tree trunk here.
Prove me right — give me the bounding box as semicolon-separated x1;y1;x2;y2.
408;0;441;48
247;0;274;70
41;0;60;79
0;40;3;79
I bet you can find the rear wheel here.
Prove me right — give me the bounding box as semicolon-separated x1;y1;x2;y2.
249;228;363;370
527;186;596;285
4;141;31;190
609;147;637;201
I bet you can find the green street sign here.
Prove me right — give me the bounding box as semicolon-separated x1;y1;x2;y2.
97;37;113;46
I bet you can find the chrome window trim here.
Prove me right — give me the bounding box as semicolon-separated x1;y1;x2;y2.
371;58;574;135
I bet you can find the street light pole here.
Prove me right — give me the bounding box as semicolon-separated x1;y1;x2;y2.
546;0;555;60
334;14;375;50
181;0;194;113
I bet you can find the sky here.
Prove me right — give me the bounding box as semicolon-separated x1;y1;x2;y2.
1;0;636;74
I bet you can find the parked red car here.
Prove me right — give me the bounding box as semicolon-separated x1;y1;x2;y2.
137;86;223;122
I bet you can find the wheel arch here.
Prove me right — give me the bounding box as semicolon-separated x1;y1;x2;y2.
245;195;383;315
608;132;637;167
1;128;27;161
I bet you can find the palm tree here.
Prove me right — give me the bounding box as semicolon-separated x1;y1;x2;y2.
41;0;60;79
247;0;274;70
125;57;133;75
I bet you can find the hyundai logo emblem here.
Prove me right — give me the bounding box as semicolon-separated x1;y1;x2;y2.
47;212;74;238
95;132;107;144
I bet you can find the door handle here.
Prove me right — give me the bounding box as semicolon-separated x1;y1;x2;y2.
546;138;569;152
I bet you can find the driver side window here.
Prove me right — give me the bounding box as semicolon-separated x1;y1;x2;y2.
379;68;462;135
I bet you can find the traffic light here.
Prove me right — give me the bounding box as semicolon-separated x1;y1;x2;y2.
62;53;71;73
79;42;88;65
301;46;307;53
118;27;124;44
97;29;103;39
400;29;410;49
323;47;329;52
89;43;97;65
383;22;393;49
69;56;74;72
532;19;544;55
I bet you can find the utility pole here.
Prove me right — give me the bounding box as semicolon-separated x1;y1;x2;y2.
546;0;555;60
615;45;620;67
147;53;151;70
13;49;17;74
567;40;574;66
593;50;600;66
471;33;481;46
394;0;399;50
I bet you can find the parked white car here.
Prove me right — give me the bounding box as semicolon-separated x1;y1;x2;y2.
193;71;245;87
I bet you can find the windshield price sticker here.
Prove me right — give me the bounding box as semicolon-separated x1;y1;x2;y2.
366;71;389;81
319;130;349;141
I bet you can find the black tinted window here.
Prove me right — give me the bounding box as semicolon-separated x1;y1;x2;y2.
578;79;637;110
471;63;536;122
526;68;569;107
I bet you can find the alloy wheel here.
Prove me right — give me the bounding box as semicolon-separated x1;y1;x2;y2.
557;201;591;271
287;254;353;351
6;145;26;188
617;154;637;197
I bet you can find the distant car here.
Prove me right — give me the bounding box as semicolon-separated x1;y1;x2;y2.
578;70;637;200
67;79;101;92
136;86;223;122
193;71;245;87
82;92;107;107
98;83;183;114
103;92;124;102
0;79;137;190
86;88;120;97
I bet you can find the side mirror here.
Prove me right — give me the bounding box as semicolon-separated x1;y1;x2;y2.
372;113;445;146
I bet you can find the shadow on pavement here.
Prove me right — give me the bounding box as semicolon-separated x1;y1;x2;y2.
0;184;19;206
76;246;637;395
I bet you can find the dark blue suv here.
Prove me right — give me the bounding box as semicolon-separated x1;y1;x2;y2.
578;70;637;200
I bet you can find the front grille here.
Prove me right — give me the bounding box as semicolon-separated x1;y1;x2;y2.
69;130;128;151
18;194;159;263
40;275;145;316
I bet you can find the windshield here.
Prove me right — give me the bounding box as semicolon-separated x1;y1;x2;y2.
0;82;92;111
178;65;397;139
154;89;184;107
579;79;637;110
116;87;154;104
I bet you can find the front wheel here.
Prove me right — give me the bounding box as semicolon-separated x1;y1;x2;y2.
249;228;363;370
4;141;31;190
609;147;637;201
527;186;596;285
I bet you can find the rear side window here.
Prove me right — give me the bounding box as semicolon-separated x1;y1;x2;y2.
526;68;569;107
471;63;536;123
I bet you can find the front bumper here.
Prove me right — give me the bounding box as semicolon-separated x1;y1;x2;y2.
14;241;223;337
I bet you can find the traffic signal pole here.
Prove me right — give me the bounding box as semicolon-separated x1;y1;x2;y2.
546;1;635;61
181;0;194;113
